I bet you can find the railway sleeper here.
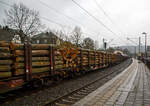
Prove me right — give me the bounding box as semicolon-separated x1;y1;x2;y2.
76;91;88;95
42;77;53;85
55;102;68;106
65;97;79;102
61;99;74;103
73;93;84;97
22;79;43;88
53;75;63;82
68;96;80;100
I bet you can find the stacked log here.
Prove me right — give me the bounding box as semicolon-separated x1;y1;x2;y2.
77;50;104;67
0;41;12;78
78;50;88;66
108;53;112;63
103;53;107;64
79;50;89;66
95;52;98;65
0;42;114;78
54;50;64;70
112;54;115;63
10;43;64;76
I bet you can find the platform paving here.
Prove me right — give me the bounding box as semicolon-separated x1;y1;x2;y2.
72;59;150;106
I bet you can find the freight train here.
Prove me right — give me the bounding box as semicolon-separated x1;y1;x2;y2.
0;41;129;93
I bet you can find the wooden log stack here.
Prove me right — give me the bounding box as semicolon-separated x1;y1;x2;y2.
77;50;106;68
0;41;117;80
0;41;12;78
10;43;64;76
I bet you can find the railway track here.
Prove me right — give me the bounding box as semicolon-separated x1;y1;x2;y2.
45;60;132;106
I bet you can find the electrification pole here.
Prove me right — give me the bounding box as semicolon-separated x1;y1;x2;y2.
139;37;141;54
103;38;107;51
135;46;136;59
126;37;138;58
142;32;147;64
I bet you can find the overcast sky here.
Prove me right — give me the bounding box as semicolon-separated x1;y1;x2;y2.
0;0;150;47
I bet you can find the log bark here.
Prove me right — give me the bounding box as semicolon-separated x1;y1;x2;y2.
0;66;11;72
10;43;55;50
13;62;50;69
14;60;64;69
0;72;11;78
15;56;63;62
0;60;13;65
14;50;49;56
15;67;51;75
0;41;10;47
55;61;64;65
0;47;10;52
16;57;50;62
55;65;64;69
0;53;11;58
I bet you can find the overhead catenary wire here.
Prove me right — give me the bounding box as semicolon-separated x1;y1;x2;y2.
40;16;65;28
38;0;114;45
0;0;98;41
0;1;71;32
0;0;117;37
71;0;127;45
0;1;13;7
38;0;80;25
0;0;101;44
37;0;101;36
93;0;124;34
0;0;127;46
93;0;129;45
94;0;114;24
71;0;117;36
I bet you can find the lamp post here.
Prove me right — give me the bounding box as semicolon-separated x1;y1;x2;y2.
142;32;147;58
142;32;147;64
126;37;138;59
103;38;107;51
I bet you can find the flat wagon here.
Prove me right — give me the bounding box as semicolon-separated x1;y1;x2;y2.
0;41;129;93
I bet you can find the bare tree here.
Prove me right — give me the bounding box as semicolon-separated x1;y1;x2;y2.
107;47;115;53
94;40;99;50
4;3;42;43
82;37;94;50
53;29;68;42
70;26;82;47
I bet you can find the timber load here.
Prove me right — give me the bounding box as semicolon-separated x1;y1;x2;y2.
0;41;12;78
10;43;65;77
0;41;129;93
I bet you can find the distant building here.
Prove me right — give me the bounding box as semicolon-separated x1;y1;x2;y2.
114;50;124;55
32;32;58;44
0;27;61;44
0;27;15;42
147;46;150;51
0;26;22;43
12;35;21;43
147;46;150;57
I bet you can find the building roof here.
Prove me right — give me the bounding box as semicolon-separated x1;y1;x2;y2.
32;32;57;39
0;28;15;41
114;50;124;55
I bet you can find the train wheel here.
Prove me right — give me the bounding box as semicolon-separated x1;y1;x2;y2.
23;83;32;89
31;79;42;88
75;71;81;76
53;75;62;82
70;72;75;78
43;78;53;85
81;70;86;75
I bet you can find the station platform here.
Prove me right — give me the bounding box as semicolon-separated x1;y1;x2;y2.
72;59;150;106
